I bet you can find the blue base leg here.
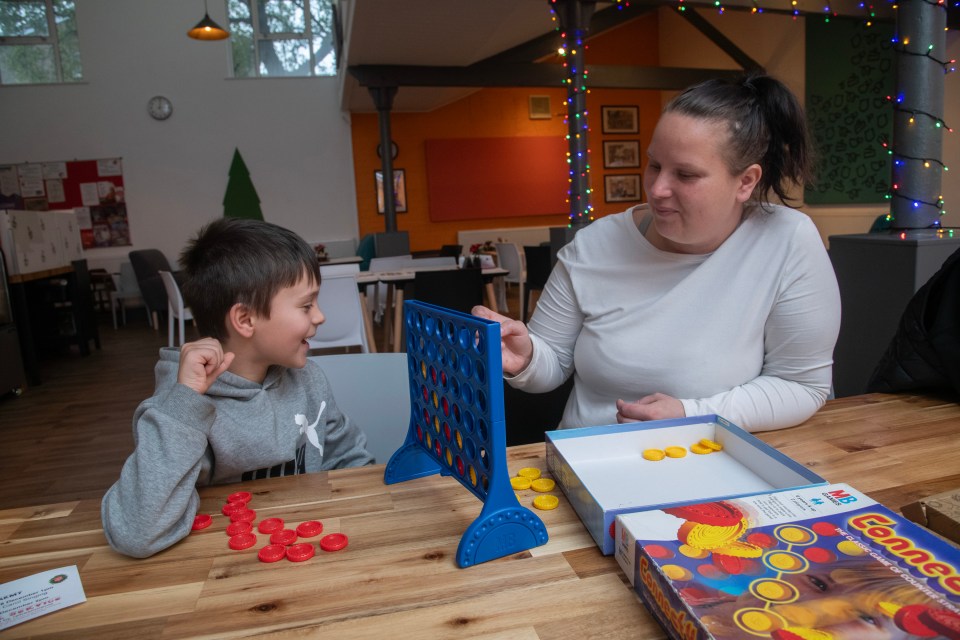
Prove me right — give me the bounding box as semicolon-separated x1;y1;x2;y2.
384;441;442;485
456;501;549;568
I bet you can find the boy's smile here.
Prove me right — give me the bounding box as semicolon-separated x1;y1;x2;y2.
229;273;324;382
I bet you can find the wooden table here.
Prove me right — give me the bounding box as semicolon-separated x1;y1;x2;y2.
6;261;99;386
2;393;958;638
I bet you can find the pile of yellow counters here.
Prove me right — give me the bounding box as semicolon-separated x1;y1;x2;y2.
642;438;723;462
512;467;559;510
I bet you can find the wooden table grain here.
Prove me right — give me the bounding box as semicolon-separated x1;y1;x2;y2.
2;392;958;638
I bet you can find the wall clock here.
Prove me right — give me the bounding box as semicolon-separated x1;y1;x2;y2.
147;95;173;121
376;141;398;160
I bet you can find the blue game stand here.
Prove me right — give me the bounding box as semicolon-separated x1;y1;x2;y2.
384;300;549;568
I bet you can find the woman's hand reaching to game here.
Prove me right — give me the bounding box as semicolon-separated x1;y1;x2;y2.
178;338;235;395
471;306;534;375
616;393;685;423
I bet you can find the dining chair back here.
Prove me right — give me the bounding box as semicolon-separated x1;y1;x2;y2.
308;353;409;464
439;244;462;259
374;231;410;258
159;270;194;347
129;249;174;329
410;256;457;269
368;255;415;272
522;245;552;322
319;263;360;278
110;262;147;328
411;267;484;314
503;377;574;446
495;242;526;318
309;263;371;353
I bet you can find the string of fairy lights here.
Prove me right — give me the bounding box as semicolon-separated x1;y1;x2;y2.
883;0;954;225
543;0;957;229
548;0;596;228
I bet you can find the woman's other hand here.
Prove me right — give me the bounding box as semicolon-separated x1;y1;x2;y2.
616;393;685;423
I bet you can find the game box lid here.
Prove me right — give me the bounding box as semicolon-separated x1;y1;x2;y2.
616;483;960;639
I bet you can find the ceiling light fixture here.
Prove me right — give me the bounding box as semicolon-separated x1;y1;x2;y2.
187;0;229;41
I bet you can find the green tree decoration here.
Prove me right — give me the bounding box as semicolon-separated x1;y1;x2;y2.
223;148;264;220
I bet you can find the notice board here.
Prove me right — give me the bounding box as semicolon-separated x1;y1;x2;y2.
0;158;130;249
804;17;894;204
424;137;568;221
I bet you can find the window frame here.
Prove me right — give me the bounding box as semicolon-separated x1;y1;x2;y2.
228;0;336;79
0;0;80;85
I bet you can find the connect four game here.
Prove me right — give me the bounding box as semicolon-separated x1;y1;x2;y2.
384;300;548;568
617;484;960;639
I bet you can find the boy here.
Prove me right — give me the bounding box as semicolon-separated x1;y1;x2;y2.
102;218;373;558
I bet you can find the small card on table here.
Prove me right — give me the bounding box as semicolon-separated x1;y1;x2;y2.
0;565;86;630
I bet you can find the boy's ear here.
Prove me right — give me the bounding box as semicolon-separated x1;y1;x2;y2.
227;302;256;338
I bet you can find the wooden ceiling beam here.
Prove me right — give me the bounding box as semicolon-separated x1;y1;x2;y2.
349;63;743;90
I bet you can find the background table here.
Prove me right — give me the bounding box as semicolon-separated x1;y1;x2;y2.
1;392;958;638
358;266;509;351
6;260;99;386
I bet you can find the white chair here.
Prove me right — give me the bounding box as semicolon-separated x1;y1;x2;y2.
309;353;410;464
110;262;148;329
494;242;526;319
309;263;372;353
159;270;194;347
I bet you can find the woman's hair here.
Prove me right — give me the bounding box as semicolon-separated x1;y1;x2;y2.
179;217;319;342
664;72;814;206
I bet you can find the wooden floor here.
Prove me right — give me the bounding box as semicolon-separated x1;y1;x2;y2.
0;286;529;511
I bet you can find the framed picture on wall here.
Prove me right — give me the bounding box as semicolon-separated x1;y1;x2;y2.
604;173;642;203
528;95;552;119
601;105;639;134
375;168;407;213
602;140;640;169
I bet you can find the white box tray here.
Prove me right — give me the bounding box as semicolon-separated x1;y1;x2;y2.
546;415;826;554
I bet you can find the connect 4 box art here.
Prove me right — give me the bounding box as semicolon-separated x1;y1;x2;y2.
615;483;960;640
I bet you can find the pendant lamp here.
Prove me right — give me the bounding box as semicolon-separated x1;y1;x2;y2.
188;0;230;40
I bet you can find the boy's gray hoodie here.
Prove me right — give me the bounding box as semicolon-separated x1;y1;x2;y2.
101;348;373;558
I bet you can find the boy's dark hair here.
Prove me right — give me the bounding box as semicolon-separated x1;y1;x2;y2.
179;218;319;342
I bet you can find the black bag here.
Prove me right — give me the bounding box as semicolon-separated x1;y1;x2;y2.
867;246;960;396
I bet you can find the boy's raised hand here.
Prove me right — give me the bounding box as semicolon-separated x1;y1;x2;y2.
178;338;235;395
471;305;533;375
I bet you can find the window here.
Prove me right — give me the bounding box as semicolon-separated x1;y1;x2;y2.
0;0;81;84
228;0;336;78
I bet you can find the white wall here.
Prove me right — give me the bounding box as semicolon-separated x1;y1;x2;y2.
0;1;358;273
658;8;960;246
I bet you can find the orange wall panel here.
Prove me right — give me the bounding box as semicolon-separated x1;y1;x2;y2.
424;137;568;221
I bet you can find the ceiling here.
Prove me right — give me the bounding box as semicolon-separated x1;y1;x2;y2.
336;0;897;114
337;0;562;113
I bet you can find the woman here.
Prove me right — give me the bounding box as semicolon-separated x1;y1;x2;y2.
473;73;841;432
